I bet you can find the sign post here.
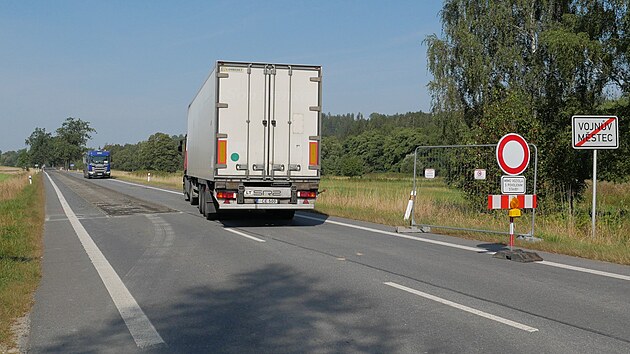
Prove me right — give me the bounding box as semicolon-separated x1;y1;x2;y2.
496;133;530;251
490;133;542;262
572;115;619;238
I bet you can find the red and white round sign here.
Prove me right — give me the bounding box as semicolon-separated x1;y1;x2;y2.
496;133;530;176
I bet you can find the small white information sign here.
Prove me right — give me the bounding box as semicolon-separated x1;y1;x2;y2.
424;168;436;179
474;169;486;180
501;176;526;195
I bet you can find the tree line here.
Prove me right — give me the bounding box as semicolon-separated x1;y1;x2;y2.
1;118;183;173
0;118;95;170
103;133;183;173
321;112;443;176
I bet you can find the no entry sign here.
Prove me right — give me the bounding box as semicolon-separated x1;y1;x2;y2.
572;116;618;149
496;133;530;176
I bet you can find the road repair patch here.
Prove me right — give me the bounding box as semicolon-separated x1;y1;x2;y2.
52;172;174;216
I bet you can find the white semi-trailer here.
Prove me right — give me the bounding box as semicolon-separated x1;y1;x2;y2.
182;61;322;220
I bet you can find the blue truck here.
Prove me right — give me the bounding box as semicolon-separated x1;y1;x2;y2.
83;150;111;178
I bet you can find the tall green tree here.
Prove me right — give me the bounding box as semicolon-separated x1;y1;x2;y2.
138;133;181;172
25;127;52;167
15;149;29;169
55;117;96;168
425;0;620;203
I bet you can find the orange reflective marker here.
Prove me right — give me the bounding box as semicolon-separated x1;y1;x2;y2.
509;197;521;218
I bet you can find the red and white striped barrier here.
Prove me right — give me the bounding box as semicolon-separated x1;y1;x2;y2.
488;195;537;209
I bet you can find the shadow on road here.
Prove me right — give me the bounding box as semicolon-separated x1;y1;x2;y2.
218;211;328;228
476;242;509;253
34;264;401;353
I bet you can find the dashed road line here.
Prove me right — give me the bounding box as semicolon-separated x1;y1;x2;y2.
224;228;266;243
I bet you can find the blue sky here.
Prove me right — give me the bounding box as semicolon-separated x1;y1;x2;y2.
0;0;443;151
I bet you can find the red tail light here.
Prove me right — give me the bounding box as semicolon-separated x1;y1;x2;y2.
298;191;317;198
216;191;236;199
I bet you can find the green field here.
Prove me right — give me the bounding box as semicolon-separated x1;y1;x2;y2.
0;174;10;182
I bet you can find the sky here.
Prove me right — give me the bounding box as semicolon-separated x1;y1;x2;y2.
0;0;443;152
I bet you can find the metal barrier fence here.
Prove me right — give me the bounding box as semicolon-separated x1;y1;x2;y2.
409;144;538;237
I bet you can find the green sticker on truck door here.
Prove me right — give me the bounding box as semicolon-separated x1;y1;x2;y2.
231;153;239;162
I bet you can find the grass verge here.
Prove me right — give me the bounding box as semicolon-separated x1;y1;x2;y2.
317;175;630;265
0;173;44;350
111;170;182;191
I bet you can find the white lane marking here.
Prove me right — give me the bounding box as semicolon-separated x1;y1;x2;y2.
538;260;630;281
224;228;266;243
296;214;630;282
109;178;181;195
296;214;487;253
384;282;538;333
45;172;165;348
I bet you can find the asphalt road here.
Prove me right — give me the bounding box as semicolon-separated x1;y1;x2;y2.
28;170;630;353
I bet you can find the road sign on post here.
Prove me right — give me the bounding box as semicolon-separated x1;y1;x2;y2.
572;116;618;149
496;133;530;176
572;115;619;238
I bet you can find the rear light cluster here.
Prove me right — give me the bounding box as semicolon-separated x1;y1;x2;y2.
216;191;236;199
298;191;317;198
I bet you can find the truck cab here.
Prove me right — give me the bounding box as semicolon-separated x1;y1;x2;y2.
83;150;111;179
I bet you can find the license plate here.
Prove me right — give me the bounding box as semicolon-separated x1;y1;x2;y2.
255;199;278;204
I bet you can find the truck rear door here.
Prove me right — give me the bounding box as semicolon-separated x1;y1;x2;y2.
216;63;321;179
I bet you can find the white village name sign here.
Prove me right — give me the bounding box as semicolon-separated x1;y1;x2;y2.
571;115;619;238
572;116;618;149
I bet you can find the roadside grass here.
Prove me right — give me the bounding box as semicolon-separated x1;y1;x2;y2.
317;175;630;265
111;170;182;191
105;170;630;265
0;172;29;202
0;173;44;350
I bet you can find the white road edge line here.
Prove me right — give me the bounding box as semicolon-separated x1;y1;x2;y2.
384;282;538;333
296;214;630;282
109;178;181;195
296;214;488;253
224;228;266;243
537;260;630;281
45;172;165;348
